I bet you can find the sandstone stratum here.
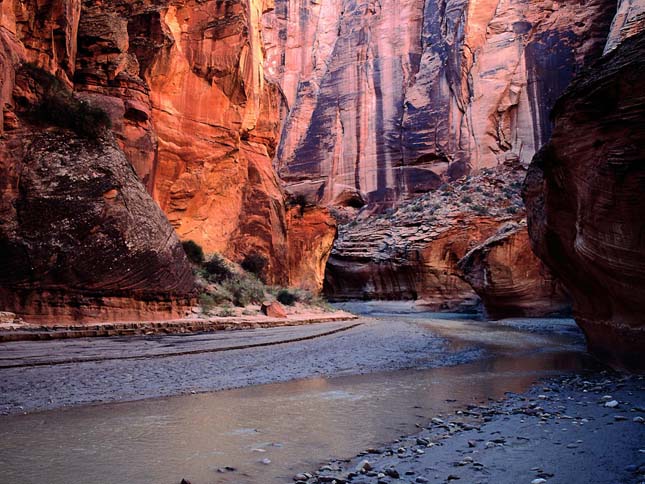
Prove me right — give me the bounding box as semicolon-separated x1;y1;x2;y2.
524;30;645;369
0;0;643;368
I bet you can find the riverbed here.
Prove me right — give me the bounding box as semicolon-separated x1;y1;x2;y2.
0;305;606;484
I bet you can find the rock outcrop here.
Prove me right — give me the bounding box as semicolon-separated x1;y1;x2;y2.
325;163;528;311
458;222;569;319
264;0;616;207
604;0;645;53
0;129;195;324
1;0;337;321
523;31;645;369
287;206;337;292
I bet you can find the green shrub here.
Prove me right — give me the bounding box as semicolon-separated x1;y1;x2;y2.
199;293;216;314
241;253;268;280
223;275;266;307
276;289;297;306
461;195;473;204
217;307;236;317
209;285;234;305
182;240;204;265
506;206;518;214
205;253;234;283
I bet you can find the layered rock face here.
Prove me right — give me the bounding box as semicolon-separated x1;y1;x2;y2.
523;31;645;368
287;206;337;292
264;0;615;207
71;0;334;286
0;129;195;324
1;0;337;318
458;222;569;319
325;163;533;312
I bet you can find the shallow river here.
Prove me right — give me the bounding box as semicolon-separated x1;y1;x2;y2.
0;308;593;484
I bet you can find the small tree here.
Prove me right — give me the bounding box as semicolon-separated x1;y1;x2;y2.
276;289;297;306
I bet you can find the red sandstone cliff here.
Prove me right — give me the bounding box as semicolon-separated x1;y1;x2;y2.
264;0;616;207
1;0;337;323
523;31;645;369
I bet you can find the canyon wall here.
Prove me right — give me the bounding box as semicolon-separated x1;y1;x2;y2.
523;31;645;369
0;0;197;323
74;0;336;287
325;163;534;312
264;0;615;207
0;0;337;323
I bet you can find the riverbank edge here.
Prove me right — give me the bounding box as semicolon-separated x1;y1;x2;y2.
0;311;358;342
290;370;645;484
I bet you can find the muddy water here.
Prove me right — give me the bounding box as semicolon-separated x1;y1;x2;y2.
0;313;592;484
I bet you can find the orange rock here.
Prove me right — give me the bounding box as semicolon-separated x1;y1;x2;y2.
265;0;616;206
458;222;570;318
260;301;287;318
287;206;337;293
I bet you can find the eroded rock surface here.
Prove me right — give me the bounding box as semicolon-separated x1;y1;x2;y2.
523;31;645;368
0;130;195;324
264;0;615;207
458;221;569;319
1;0;336;309
325;163;528;311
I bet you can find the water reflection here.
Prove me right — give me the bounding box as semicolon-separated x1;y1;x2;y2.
0;315;592;484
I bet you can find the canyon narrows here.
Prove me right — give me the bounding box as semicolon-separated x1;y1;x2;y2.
0;0;643;362
0;1;644;483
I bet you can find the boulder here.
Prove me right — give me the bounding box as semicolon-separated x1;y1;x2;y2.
261;301;288;319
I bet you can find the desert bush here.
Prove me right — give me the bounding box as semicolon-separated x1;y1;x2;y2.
506;206;518;214
223;275;266;307
216;307;236;317
276;288;297;306
199;293;216;314
461;195;473;204
471;204;489;215
205;253;234;283
209;284;235;305
182;240;204;265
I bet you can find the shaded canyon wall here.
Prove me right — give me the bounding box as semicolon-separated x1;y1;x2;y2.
523;30;645;369
263;0;616;207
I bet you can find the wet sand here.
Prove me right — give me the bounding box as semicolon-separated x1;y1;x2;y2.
0;316;480;415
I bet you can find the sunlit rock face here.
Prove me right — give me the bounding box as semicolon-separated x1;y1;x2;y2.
0;0;196;323
264;0;615;207
2;0;336;294
458;221;569;319
69;0;335;287
286;206;337;292
523;31;645;369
